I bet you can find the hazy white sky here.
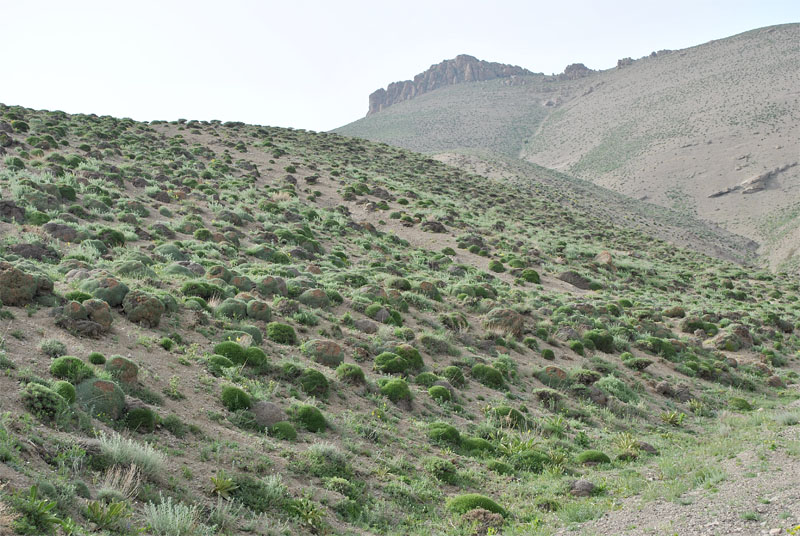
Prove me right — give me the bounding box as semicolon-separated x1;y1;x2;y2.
1;1;797;131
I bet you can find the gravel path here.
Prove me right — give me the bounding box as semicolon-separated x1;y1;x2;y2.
561;417;800;536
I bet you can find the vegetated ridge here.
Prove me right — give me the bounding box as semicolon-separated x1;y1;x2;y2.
336;23;800;271
0;103;799;535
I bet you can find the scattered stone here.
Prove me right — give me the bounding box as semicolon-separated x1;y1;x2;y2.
570;479;596;497
557;270;592;290
252;401;285;428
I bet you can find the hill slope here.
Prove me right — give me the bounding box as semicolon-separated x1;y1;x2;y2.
336;23;800;270
0;103;799;535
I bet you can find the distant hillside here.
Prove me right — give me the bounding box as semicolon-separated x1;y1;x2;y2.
336;24;800;270
367;55;535;115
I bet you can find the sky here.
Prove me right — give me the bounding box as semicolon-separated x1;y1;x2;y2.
1;1;798;132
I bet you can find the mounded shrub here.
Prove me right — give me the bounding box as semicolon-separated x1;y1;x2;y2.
76;378;126;420
521;269;540;284
462;436;494;454
394;344;423;370
51;380;76;404
88;351;106;365
126;407;157;433
299;368;329;396
583;329;614;353
374;352;409;374
446;493;506;516
266;322;296;344
442;366;466;388
428;385;451;402
21;383;68;421
379;378;411;403
221;386;252;411
511;449;549;472
414;372;439;387
427;422;461;446
215;298;247;319
335;363;365;384
50;356;94;384
542;348;555;360
206;354;234;376
293;404;326;432
246;300;271;321
270;421;297;440
493;406;527;429
105;355;138;385
301;339;344;367
575;450;611;465
595;375;637;403
729;397;752;411
244;346;268;367
214;341;246;364
471;364;504;389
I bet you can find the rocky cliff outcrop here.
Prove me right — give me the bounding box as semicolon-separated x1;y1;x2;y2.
367;55;533;115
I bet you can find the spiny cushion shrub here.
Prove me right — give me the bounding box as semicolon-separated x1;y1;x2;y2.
50;356;94;384
246;300;272;321
214;341;247;364
105;355;138;385
511;449;549;472
379;378;411;403
622;354;653;371
126;407;157;433
292;404;326;432
415;372;439;387
462;436;494;454
729;397;752;411
583;329;614;353
595;375;637;403
575;450;611;464
301;339;344;367
471;364;504;389
428;422;461;446
488;260;505;273
428;385;451;402
335;363;365;384
521;269;540;284
207;354;234;376
442;366;466;387
423;456;457;484
21;383;68;421
181;280;227;300
221;386;251;411
267;322;296;345
244;346;268;367
215;298;247;319
270;421;297;440
374;352;409;374
51;380;76;404
487;460;514;475
542;348;555;360
446;494;507;516
299;368;329;396
493;406;527;429
75;378;126;420
568;340;584;356
394;344;423;370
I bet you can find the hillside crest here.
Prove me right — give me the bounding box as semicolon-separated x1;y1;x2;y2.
367;54;534;115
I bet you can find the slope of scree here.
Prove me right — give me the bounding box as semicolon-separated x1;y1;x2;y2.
336;23;800;271
0;103;799;536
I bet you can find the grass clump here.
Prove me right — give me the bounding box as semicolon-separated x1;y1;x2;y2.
97;431;166;478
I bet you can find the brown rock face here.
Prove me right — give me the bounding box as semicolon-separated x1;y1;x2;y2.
367;54;533;115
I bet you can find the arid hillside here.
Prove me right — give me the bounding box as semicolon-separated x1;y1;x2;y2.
336;23;800;270
1;102;799;535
